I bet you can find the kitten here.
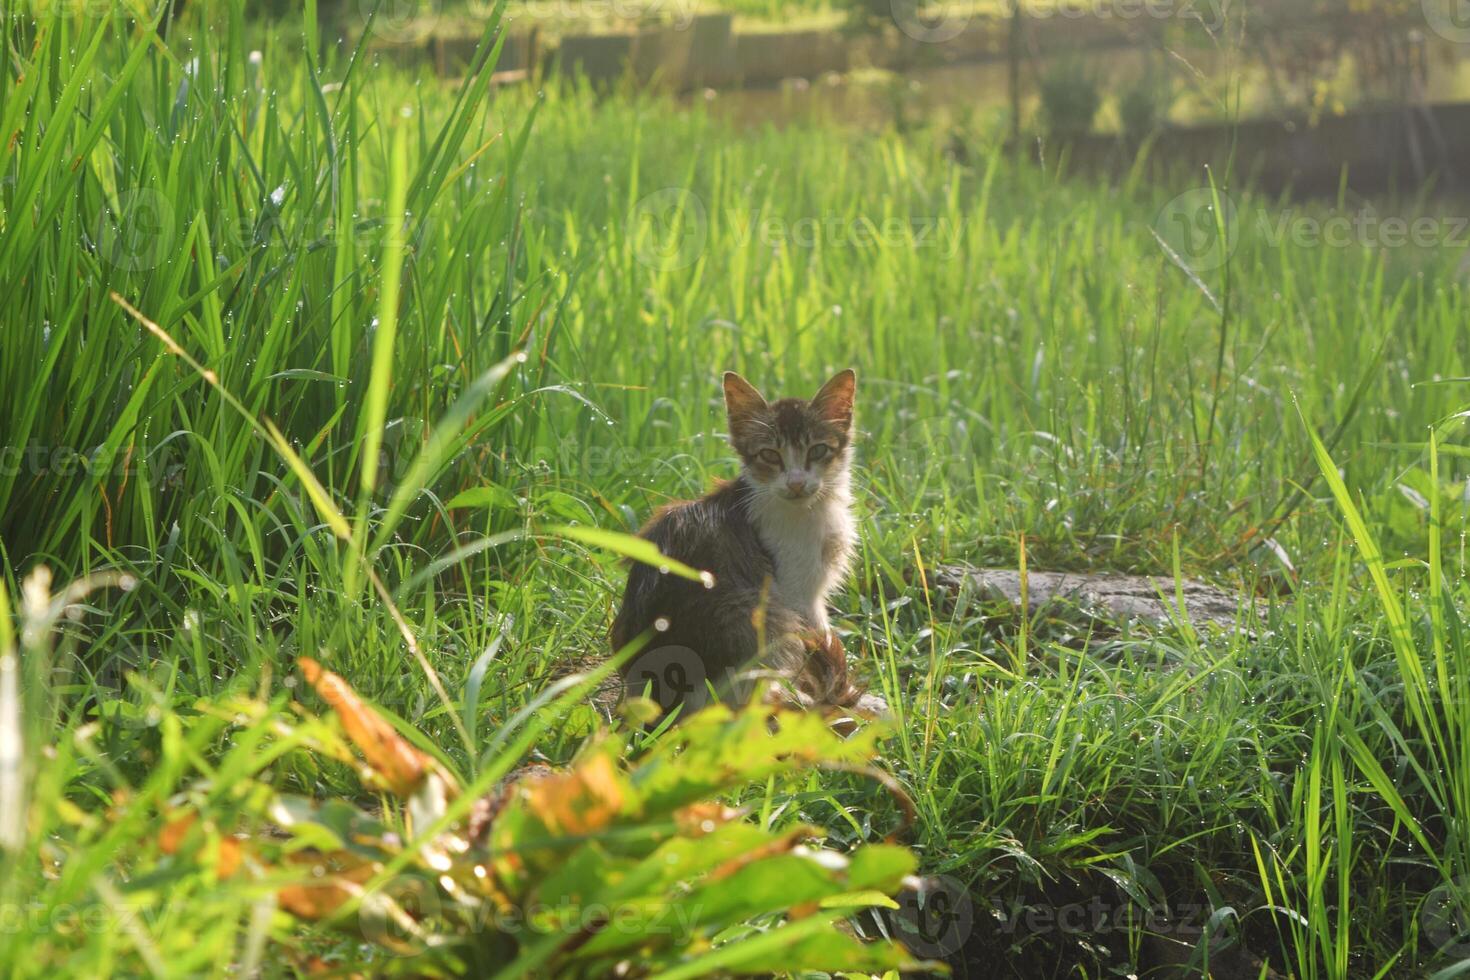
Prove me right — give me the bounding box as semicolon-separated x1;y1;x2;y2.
611;369;884;718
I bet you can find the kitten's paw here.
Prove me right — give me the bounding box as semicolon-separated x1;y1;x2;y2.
827;691;891;737
851;691;890;719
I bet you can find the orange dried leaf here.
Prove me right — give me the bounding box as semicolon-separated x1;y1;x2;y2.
299;657;429;796
278;883;355;920
674;802;740;837
300;956;365;978
214;836;244;879
278;850;380;920
158;812;243;879
158;813;197;854
522;753;628;836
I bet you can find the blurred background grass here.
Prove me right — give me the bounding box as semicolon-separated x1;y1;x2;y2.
6;1;1470;976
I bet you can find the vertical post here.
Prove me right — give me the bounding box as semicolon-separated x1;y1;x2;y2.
1008;2;1022;152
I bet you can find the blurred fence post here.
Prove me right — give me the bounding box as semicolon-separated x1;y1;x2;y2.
1008;2;1022;151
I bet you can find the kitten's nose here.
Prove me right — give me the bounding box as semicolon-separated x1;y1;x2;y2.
784;474;810;496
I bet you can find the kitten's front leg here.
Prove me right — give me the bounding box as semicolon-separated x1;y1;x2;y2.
758;602;818;680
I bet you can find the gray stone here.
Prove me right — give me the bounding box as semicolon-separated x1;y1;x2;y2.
932;565;1257;631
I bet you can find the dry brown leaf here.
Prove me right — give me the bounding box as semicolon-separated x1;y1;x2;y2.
277;850;381;920
299;657;430;797
673;802;741;837
299;955;365;978
277;884;355;920
158;812;197;854
213;836;244;879
521;753;627;836
158;812;244;879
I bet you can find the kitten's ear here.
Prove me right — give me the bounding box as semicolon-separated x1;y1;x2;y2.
811;369;856;430
723;372;768;426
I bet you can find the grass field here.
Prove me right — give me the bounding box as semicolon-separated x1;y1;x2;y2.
6;4;1470;977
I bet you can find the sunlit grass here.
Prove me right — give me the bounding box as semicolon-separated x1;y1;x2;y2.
5;2;1470;976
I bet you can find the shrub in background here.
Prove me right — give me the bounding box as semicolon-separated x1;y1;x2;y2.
1039;59;1101;139
1118;72;1165;144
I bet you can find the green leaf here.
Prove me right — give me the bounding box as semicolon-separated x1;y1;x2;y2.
551;525;712;585
445;485;520;512
821;890;901;910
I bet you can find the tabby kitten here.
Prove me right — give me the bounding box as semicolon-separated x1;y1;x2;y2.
611;369;882;717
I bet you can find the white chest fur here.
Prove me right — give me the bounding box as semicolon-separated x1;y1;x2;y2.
751;476;855;633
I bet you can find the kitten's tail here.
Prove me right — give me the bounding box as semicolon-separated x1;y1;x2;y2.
766;632;889;733
805;632;872;708
776;628;871;711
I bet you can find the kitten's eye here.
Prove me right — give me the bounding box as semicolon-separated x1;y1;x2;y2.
758;449;782;466
807;444;830;463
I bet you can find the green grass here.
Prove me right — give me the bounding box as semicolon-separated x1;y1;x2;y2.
6;2;1470;977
